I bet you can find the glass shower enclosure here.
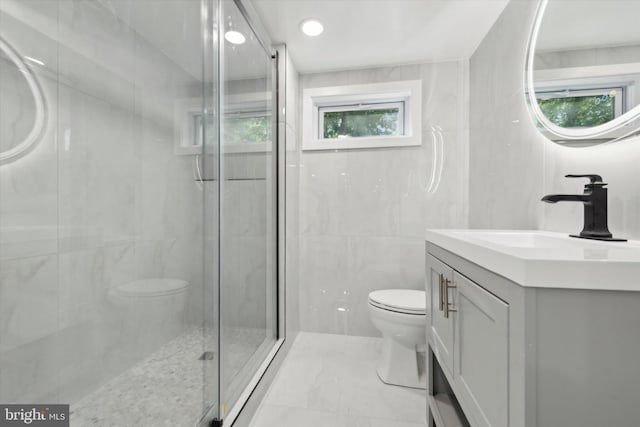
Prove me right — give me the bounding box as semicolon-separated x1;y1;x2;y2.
0;0;278;425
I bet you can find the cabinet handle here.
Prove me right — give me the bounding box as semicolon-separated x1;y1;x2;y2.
438;273;444;311
444;278;457;319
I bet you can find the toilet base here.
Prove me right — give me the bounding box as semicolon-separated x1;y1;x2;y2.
376;336;426;389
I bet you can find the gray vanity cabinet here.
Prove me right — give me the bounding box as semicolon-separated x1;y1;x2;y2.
427;253;509;427
427;234;640;427
453;272;508;427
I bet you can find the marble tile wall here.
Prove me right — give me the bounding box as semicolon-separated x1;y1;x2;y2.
298;61;469;336
468;0;544;231
221;168;270;332
469;0;640;241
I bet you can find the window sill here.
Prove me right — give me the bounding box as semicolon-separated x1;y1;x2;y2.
303;135;420;151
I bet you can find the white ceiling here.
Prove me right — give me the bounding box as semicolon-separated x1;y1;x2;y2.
537;0;640;52
250;0;510;74
113;0;269;81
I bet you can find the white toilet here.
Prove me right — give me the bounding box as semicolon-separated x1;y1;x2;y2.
368;289;427;389
108;278;191;340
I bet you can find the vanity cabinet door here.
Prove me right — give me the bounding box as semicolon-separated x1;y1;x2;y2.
427;254;454;379
453;272;509;427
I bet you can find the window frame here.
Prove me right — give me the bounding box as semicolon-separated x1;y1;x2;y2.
302;80;422;151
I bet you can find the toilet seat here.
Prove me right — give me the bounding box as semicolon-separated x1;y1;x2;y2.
368;289;426;315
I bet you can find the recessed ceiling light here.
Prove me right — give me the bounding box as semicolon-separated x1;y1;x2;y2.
224;30;246;45
300;19;324;37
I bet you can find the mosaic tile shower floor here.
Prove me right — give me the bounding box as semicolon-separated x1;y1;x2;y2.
70;326;267;427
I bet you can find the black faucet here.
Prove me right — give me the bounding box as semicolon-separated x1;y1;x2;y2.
541;174;626;242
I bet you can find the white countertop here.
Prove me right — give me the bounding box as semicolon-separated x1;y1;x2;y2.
425;229;640;291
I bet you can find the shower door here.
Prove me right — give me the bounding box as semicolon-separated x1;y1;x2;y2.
0;0;221;425
0;0;276;424
212;0;279;422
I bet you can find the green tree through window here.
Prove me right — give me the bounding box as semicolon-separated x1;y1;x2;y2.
323;108;400;139
224;115;270;144
538;94;615;128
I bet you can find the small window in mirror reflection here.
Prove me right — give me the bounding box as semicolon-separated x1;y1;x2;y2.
536;87;625;128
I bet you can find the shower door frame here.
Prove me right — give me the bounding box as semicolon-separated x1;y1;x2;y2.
198;0;286;425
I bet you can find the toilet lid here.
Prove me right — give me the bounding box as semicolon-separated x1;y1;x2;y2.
368;289;426;315
114;279;190;297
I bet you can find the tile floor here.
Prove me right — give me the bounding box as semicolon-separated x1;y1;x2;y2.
249;332;427;427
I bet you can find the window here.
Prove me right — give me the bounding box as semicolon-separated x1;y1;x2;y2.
536;86;625;128
319;101;404;139
174;95;272;155
302;80;421;150
224;113;270;144
222;102;272;152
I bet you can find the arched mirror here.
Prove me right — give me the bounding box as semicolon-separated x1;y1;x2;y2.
0;36;46;164
526;0;640;145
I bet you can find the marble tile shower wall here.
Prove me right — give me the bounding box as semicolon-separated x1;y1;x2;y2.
469;0;640;240
220;176;268;330
298;62;469;336
0;1;204;404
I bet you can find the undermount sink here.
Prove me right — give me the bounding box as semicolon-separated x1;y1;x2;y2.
425;229;640;290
